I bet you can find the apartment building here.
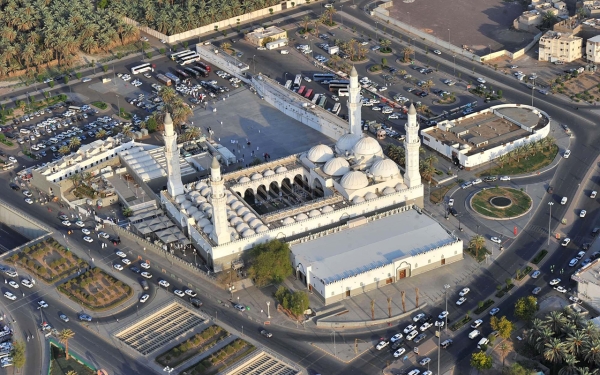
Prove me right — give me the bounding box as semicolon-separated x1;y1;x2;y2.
586;35;600;62
539;30;584;62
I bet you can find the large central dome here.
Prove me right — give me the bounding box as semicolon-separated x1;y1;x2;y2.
323;157;350;176
370;159;400;180
340;171;369;190
307;144;334;163
353;137;383;158
336;134;362;154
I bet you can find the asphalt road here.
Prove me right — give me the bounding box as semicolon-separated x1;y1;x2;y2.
0;223;29;252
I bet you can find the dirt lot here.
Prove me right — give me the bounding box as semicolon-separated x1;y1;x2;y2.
388;0;536;54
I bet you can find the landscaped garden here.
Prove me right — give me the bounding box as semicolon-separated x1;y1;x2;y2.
470;187;532;219
181;339;256;375
9;238;89;282
58;267;132;310
50;343;95;375
479;140;558;177
91;101;108;110
156;326;229;368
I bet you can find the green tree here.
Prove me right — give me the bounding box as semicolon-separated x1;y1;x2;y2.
76;72;82;79
146;52;152;59
49;81;55;88
290;290;310;315
146;118;158;133
468;235;486;258
58;145;70;155
515;296;538;321
497;89;503;98
58;329;75;360
69;136;80;149
98;0;108;8
490;315;514;339
102;65;108;73
542;11;558;29
64;76;70;84
248;240;293;286
11;340;25;369
470;351;493;370
381;57;387;67
508;363;529;375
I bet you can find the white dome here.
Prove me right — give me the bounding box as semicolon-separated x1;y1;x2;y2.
195;181;207;190
230;201;244;210
336;134;361;153
237;207;250;216
204;224;214;233
296;213;309;221
340;171;369;190
307;144;334;163
188;191;201;198
255;225;269;233
187;206;199;215
194;196;207;204
205;208;213;218
263;169;275;177
236;223;250;232
322;205;334;213
192;211;205;221
353;137;383;158
370;159;400;179
282;217;295;225
309;209;321;217
200;187;211;197
229;228;239;240
383;187;396;195
181;201;193;209
200;202;212;211
243;213;256;222
197;218;211;228
251;173;262;181
175;195;187;204
248;218;262;229
227;210;237;220
353;196;365;204
323;157;350;176
230;217;244;226
395;183;407;192
242;228;256;238
226;196;237;204
275;166;288;173
238;176;251;183
365;192;378;200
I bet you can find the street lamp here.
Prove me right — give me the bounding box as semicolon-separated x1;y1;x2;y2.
253;55;256;75
444;284;450;333
115;95;120;117
448;28;450;47
340;5;344;26
331;330;337;357
267;301;271;318
531;78;536;107
375;22;379;42
548;202;554;245
453;54;456;77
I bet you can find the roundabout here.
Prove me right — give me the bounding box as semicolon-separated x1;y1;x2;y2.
470;187;533;219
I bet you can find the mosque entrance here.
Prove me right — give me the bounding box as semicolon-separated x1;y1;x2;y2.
397;269;407;279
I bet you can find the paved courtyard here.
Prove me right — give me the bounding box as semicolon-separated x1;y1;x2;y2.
388;0;536;53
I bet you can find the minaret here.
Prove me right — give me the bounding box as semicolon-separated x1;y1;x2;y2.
164;112;184;197
209;156;230;245
347;66;362;136
404;103;421;188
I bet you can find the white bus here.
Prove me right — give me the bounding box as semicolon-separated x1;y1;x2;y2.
293;74;302;89
338;88;349;97
169;50;194;61
130;63;154;75
284;80;292;90
311;94;320;105
332;102;341;115
178;53;200;65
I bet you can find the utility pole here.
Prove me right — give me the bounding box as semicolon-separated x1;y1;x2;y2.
548;202;554;245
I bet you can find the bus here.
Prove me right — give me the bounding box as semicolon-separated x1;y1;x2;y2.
284;80;292;90
184;67;200;79
311;94;320;105
130;63;154;75
297;86;306;96
169;50;194;61
178;53;200;65
68;106;81;112
191;66;209;77
165;72;181;85
329;80;350;92
332;102;341;115
338;88;349;97
318;96;327;108
197;61;211;72
304;89;313;99
174;69;190;80
313;73;336;82
293;74;302;89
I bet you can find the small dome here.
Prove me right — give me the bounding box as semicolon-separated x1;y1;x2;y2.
227;210;237;220
365;192;377;200
236;223;250;232
226;196;237;204
243;213;256;222
175;195;187;204
296;213;309;221
248;218;262;229
282;217;295;225
322;205;334;213
309;209;321;217
307;144;334;163
237;207;250;216
200;202;212;212
353;196;365;204
395;183;407;192
323;157;350;176
192;211;205;221
370;159;400;179
275;166;288;173
230;201;244;210
195;181;207;190
204;224;214;234
197;218;211;228
229;227;240;240
205;208;213;218
242;228;256;238
251;173;262;181
383;187;396;195
230;217;244;226
200;187;211;197
181;201;193;209
336;134;361;153
255;225;269;233
353;137;383;158
238;176;251;183
187;206;199;215
340;171;369;190
188;191;201;198
263;169;275;177
194;196;207;204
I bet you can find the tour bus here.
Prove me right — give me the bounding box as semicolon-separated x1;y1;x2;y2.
178;53;200;65
196;61;211;72
174;68;190;80
304;89;313;99
329;80;350;92
169;50;194;61
184;67;200;79
311;94;320;105
338;88;349;97
297;86;306;96
191;66;209;77
313;73;336;82
130;63;154;75
284;80;292;90
165;72;181;85
68;106;81;112
293;74;302;89
318;95;327;108
332;102;341;115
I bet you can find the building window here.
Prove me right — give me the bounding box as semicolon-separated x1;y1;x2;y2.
415;263;418;268
428;259;431;264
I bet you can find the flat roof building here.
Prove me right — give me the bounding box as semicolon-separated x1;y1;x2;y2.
539;30;583;63
586;34;600;63
245;26;287;46
572;258;600;311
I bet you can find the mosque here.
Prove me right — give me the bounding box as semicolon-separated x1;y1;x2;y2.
161;67;463;304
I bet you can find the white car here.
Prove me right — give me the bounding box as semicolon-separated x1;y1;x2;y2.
121;258;131;265
62;220;71;226
24;198;33;205
413;313;425;322
491;237;502;244
113;264;123;271
471;319;483;328
404;324;417;334
433;50;441;55
420;322;433;331
580;210;587;218
185;289;197;297
555;286;567;293
393;347;406;357
376;340;389;350
448;198;454;207
37;300;49;309
438;311;449;320
408;370;421;375
22;190;32;197
8;156;17;163
140;262;150;270
550;278;561;286
406;330;419;340
303;77;312;82
489;308;500;316
159;279;170;288
3;292;16;301
562;238;571;247
331;95;339;101
564;150;571;158
257;46;266;50
141;272;152;279
81;228;91;235
477;78;486;84
532;287;542;295
116;251;127;258
531;270;541;278
174;290;185;297
59;314;69;322
372;106;382;111
21;279;33;288
390;333;403;343
75;221;85;227
83;236;93;243
499;176;510;181
456;297;467;305
472;178;482;185
435;321;445;327
591;191;598;199
7;281;18;289
82;78;92;83
99;232;109;239
419;357;431;366
140;294;150;303
388;114;399;119
459;287;470;296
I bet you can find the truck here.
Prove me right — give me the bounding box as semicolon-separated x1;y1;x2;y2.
328;45;340;55
156;74;172;86
368;121;386;139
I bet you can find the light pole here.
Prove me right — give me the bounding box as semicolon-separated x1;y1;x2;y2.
375;22;379;42
548;202;554;245
112;62;116;86
453;54;456;77
331;330;337;357
267;301;271;318
407;12;410;27
531;78;536;107
448;29;450;47
340;5;344;26
253;55;256;75
437;325;442;375
116;95;120;117
444;284;450;333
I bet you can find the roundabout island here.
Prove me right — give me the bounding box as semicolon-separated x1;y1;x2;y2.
470;187;533;219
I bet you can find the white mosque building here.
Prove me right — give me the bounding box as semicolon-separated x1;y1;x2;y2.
160;67;463;304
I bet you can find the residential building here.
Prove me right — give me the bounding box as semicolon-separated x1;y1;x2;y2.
586;34;600;62
539;30;583;62
245;26;287;46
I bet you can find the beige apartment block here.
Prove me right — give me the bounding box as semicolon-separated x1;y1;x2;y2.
581;0;600;17
513;10;543;31
245;26;287;46
586;34;600;62
539;30;584;62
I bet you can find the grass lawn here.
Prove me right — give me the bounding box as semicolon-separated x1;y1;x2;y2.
91;101;108;110
479;145;558;176
465;246;491;263
430;182;458;204
50;344;95;375
471;187;532;219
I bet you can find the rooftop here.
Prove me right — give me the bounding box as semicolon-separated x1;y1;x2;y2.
541;30;582;42
247;26;287;39
292;209;456;285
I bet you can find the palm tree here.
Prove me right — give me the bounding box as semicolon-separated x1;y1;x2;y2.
416;104;429;115
380;38;391;50
58;329;75;360
547;311;567;333
584;339;600;366
325;7;336;25
301;15;311;33
68;173;82;187
419;161;436;182
58;145;70;155
313;15;324;36
96;129;107;139
121;125;134;139
468;235;485;258
221;42;231;52
421;80;434;93
559;354;579;375
545;338;566;370
567;330;587;357
69;136;80;149
577;7;588;19
576;367;596;375
402;47;413;63
181;126;201;142
497;154;509;168
499;343;509;368
66;371;78;375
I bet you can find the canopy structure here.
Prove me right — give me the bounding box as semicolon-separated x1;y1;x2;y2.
155;226;191;245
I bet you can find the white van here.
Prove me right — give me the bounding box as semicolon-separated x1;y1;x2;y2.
561;197;568;205
49;138;58;144
477;337;489;348
469;330;480;339
280;50;289;55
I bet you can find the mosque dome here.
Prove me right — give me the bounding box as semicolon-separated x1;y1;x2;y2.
195;181;207;190
200;187;211;197
236;223;250;232
237;207;250;216
238;176;251;183
188;191;201;199
230;217;243;226
322;205;334;213
187;206;199;215
180;201;193;209
192;211;205;221
200;202;211;212
255;225;269;233
204;208;213;218
282;217;295;225
242;213;256;222
335;134;361;154
309;209;321;217
226;195;237;204
364;192;378;200
263;169;275;177
352;196;365;204
203;224;214;234
226;210;237;220
307;144;334;163
275;166;288;173
340;171;369;190
248;218;262;229
370;159;400;179
242;229;256;238
175;195;187;204
383;187;396;195
197;218;211;228
296;213;309;221
230;201;244;210
353;137;383;158
395;183;408;192
323;157;350;176
194;196;207;205
251;173;263;181
229;228;239;240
